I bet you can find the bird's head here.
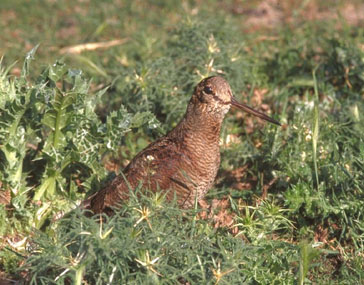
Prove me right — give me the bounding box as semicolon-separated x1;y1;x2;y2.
191;76;280;125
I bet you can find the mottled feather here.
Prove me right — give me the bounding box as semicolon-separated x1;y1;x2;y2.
84;76;280;215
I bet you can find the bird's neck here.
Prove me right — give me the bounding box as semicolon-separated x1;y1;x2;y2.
168;102;224;145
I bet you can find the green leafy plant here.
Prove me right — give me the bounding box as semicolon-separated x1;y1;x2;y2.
0;49;161;235
23;191;301;284
1;1;364;283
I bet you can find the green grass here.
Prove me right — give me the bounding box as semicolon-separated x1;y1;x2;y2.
1;0;364;283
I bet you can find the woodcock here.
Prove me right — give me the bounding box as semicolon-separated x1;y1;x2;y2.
84;76;280;215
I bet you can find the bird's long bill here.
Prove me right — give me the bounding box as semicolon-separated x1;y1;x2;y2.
231;97;281;126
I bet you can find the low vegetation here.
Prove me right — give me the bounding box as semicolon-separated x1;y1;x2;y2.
0;0;363;283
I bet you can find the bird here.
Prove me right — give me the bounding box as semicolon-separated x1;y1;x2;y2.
84;76;280;215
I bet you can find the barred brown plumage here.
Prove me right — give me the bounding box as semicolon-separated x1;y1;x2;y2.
83;76;280;215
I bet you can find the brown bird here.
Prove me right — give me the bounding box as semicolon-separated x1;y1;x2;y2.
84;76;280;215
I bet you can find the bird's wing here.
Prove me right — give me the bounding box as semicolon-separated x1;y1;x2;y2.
88;137;191;214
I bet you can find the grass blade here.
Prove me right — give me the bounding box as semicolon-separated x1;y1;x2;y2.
312;68;320;189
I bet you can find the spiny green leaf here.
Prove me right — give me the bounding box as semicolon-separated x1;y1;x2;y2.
21;44;39;79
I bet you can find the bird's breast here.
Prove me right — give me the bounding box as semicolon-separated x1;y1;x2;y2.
174;134;220;207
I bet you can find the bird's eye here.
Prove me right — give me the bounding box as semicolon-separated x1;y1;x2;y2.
203;86;213;94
